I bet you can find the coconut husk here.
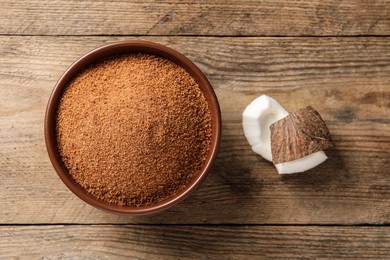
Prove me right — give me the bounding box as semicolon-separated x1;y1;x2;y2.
270;106;334;164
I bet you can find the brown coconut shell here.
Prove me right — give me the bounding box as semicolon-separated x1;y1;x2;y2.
270;106;334;164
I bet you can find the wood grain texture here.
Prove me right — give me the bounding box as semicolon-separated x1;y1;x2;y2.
0;36;389;224
1;0;389;36
1;225;390;259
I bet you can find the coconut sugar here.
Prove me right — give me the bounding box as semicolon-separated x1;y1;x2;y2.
56;54;212;207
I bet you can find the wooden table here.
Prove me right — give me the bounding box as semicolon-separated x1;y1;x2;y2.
1;1;389;258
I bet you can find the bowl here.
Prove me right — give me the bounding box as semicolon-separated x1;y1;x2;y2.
44;40;221;215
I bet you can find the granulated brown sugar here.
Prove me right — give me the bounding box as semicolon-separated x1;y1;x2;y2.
56;54;212;207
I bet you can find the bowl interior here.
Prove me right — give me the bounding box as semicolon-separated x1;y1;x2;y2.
45;41;221;215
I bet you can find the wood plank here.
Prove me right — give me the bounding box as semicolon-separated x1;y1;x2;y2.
1;225;389;258
1;0;389;36
0;36;389;224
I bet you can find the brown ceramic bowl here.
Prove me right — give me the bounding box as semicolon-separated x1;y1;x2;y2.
45;40;221;215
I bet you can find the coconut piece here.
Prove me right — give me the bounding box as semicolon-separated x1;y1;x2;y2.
242;95;289;161
243;96;334;175
270;106;333;165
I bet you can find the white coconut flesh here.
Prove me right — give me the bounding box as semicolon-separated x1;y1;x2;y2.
274;151;327;174
242;95;288;162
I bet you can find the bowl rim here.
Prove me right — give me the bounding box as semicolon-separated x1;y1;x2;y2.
44;40;221;215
